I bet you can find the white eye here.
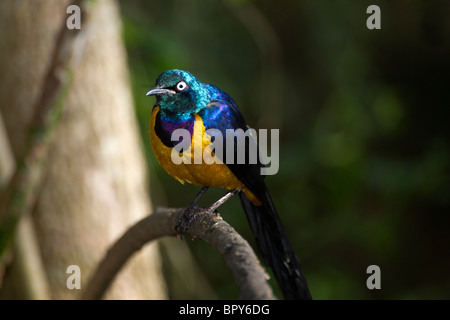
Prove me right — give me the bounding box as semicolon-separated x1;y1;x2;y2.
176;81;187;92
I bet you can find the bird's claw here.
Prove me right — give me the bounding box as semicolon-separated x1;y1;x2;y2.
175;203;205;239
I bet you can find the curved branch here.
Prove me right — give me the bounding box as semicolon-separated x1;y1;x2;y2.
82;207;275;300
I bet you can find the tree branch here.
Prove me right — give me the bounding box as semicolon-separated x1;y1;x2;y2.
82;207;275;300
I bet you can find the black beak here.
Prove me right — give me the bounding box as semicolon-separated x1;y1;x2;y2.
146;88;176;96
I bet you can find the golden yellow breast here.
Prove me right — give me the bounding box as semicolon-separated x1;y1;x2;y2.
149;106;261;205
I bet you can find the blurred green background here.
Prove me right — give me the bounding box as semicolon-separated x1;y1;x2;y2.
118;0;449;299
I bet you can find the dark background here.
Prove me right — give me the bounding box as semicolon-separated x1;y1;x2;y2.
118;0;449;299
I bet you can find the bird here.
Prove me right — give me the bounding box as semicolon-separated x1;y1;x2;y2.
146;69;311;300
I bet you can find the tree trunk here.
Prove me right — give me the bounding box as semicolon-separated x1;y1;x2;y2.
0;0;166;299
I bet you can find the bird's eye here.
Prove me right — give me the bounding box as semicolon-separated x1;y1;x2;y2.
176;81;188;92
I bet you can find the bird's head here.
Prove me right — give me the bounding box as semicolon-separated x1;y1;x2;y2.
146;69;210;117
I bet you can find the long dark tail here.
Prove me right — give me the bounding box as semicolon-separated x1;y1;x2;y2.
239;191;312;300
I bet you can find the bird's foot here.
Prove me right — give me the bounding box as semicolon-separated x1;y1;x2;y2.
175;203;207;239
175;187;241;239
175;186;209;239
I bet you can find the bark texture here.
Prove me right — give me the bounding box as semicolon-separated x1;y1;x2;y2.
0;0;166;299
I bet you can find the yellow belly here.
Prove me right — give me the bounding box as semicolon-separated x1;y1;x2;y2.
149;106;261;205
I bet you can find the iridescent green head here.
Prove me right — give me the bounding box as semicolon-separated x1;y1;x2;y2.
146;69;210;118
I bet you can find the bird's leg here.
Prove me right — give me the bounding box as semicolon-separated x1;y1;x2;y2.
176;186;242;238
207;187;242;213
191;186;210;205
176;186;209;238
